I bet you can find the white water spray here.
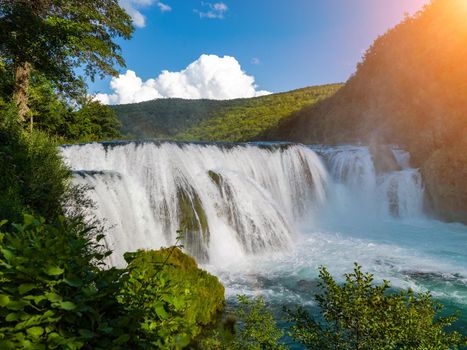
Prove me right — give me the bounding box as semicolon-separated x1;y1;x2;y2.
62;142;331;266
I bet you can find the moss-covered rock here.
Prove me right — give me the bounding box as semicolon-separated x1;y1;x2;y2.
176;188;210;261
124;248;225;330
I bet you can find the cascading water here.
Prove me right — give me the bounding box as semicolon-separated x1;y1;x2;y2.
62;141;328;266
316;145;424;220
61;141;467;331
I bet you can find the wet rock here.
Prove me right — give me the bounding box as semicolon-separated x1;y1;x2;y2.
369;144;401;174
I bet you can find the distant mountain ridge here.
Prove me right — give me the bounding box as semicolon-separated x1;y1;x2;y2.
113;84;342;142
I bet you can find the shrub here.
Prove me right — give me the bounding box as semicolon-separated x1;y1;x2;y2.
286;264;467;350
0;127;70;223
232;295;286;350
0;215;131;349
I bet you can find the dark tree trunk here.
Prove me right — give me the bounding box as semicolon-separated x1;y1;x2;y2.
13;61;32;127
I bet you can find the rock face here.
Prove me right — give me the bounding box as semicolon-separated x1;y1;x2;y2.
369;144;401;174
265;0;467;223
422;136;467;223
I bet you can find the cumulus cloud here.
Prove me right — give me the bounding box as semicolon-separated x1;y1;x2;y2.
119;0;171;28
95;54;271;105
194;2;228;19
251;57;261;65
157;2;172;12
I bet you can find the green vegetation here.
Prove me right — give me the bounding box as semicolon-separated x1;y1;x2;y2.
0;0;133;124
122;248;225;348
267;0;467;223
286;264;466;350
0;127;70;223
0;213;226;349
0;69;123;143
231;296;286;350
0;215;126;349
195;266;466;350
114;84;342;142
177;189;210;261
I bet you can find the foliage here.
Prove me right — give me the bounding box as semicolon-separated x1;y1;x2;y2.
113;85;342;142
121;247;225;348
0;126;70;223
0;215;131;350
0;0;133;98
0;214;227;350
231;295;287;350
60;99;122;142
286;264;467;350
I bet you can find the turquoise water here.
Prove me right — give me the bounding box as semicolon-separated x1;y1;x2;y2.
211;217;467;342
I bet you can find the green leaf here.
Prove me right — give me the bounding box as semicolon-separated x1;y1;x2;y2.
1;248;14;261
6;300;27;311
114;334;130;345
0;340;15;350
78;329;94;339
18;284;35;295
63;278;82;287
27;326;44;338
155;305;168;320
23;214;36;227
46;293;63;303
0;294;10;307
6;312;20;322
59;301;76;310
45;266;64;276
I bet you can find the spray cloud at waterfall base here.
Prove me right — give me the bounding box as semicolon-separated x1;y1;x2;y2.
61;141;467;328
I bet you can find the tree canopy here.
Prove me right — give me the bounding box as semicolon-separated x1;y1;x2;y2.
0;0;134;123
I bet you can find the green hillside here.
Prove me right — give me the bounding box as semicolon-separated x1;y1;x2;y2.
266;0;467;223
113;84;342;142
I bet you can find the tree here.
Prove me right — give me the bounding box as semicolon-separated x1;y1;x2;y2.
66;99;122;141
0;0;134;127
286;264;467;350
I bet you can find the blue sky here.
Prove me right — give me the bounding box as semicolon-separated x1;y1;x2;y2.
92;0;429;103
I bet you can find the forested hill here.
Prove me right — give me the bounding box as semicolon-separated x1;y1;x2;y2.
265;0;467;223
113;84;342;142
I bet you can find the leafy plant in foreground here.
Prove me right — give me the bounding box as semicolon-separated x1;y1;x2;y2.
0;215;129;349
286;264;467;350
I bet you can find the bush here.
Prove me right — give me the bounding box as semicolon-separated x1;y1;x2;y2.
0;127;70;223
0;215;131;349
286;264;467;350
231;296;286;350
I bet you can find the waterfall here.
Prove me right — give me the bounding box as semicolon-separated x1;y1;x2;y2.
317;145;424;220
61;142;425;266
62;142;328;266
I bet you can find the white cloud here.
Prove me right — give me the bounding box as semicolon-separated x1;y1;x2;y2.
157;2;172;12
251;57;261;65
119;0;171;28
95;54;271;105
194;2;228;19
